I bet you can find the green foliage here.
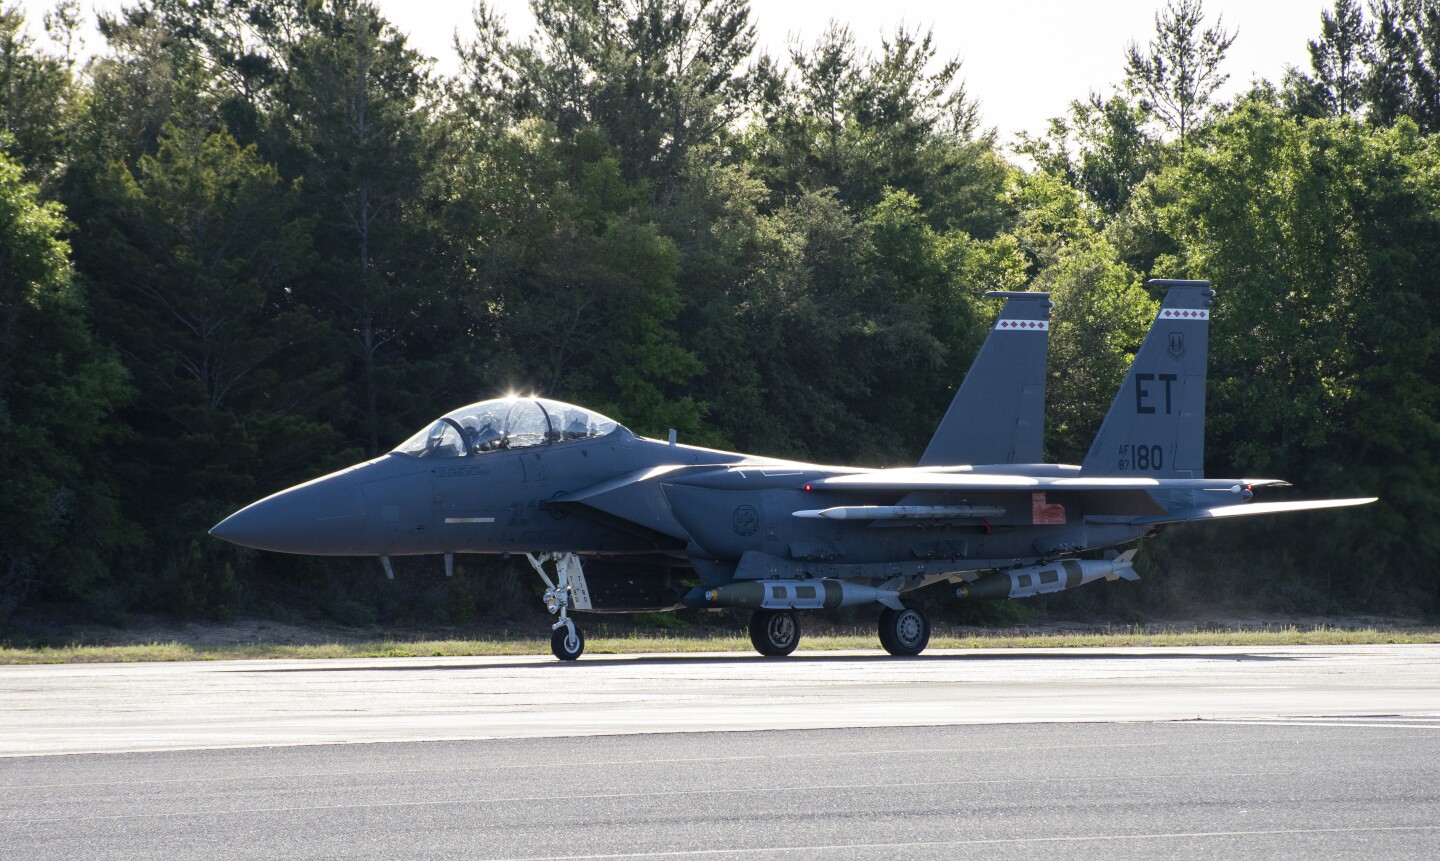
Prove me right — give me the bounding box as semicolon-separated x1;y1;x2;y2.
1281;0;1440;132
273;1;437;456
0;146;130;621
439;120;704;439
459;0;756;191
2;0;1439;627
1016;94;1162;217
0;6;74;185
1308;0;1372;117
744;22;1007;235
1124;0;1237;149
1144;103;1440;610
80;122;343;618
1368;0;1440;131
1002;171;1155;463
1042;271;1155;463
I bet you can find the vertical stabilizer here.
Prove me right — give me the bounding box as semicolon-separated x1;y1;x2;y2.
919;291;1052;466
1081;280;1214;478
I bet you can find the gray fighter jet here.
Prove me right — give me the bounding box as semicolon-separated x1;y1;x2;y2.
212;280;1375;659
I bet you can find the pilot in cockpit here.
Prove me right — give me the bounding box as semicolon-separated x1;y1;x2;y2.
562;412;590;441
467;412;503;452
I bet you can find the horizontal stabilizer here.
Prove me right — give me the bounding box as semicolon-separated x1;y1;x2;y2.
1130;497;1378;525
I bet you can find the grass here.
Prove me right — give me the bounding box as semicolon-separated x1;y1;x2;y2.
1;626;1438;665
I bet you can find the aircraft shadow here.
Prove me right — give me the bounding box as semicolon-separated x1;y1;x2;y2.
235;650;1295;673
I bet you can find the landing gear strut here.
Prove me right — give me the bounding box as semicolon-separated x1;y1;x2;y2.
878;606;930;656
749;609;800;657
526;553;590;661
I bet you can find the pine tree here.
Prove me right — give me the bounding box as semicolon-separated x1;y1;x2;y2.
1309;0;1373;116
0;148;130;623
0;6;74;184
1124;0;1237;150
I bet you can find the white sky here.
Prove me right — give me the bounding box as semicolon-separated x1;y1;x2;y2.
14;0;1332;142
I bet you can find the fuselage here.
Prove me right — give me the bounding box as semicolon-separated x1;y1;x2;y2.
211;412;1157;587
211;427;741;557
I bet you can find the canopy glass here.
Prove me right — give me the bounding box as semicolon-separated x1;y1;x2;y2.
393;397;621;458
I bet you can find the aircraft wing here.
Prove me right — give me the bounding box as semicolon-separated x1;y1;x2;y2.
1119;497;1379;525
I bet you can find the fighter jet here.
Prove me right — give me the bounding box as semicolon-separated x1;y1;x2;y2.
212;280;1375;659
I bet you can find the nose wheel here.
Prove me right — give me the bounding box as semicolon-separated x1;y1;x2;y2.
526;553;592;661
550;620;585;661
878;606;930;656
749;609;800;657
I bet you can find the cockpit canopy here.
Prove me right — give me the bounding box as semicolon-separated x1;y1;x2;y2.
393;397;623;458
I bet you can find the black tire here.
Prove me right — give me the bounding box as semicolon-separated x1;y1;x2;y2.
877;607;898;654
551;624;585;661
878;606;930;657
748;609;800;657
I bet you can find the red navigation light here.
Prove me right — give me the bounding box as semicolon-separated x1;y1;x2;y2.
803;483;813;492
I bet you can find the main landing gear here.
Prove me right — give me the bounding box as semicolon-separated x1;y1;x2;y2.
526;552;590;661
878;606;930;656
745;604;931;657
749;609;800;657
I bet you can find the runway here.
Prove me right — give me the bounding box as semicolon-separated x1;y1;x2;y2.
3;645;1438;859
4;720;1440;860
2;645;1438;755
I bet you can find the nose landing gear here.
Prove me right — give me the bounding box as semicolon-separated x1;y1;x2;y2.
550;622;585;661
526;553;592;661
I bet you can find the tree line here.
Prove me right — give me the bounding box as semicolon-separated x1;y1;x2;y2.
2;0;1437;629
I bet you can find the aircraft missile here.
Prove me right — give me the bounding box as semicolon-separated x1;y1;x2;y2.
956;550;1139;600
687;579;902;610
792;505;1007;521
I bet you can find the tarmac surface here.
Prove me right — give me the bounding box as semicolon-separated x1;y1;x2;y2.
3;645;1439;859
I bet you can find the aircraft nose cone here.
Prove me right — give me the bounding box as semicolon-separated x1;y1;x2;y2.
210;471;366;554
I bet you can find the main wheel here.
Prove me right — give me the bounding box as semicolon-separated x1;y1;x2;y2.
748;609;800;657
878;607;930;657
551;623;585;661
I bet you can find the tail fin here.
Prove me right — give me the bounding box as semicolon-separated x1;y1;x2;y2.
1107;548;1140;581
920;291;1051;466
1081;280;1213;478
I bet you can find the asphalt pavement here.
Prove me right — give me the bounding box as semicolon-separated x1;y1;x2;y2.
4;721;1440;860
3;645;1439;755
2;645;1438;859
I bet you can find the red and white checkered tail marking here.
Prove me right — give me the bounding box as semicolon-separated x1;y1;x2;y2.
993;319;1050;331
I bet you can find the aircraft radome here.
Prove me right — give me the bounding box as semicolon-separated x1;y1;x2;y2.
212;281;1376;660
